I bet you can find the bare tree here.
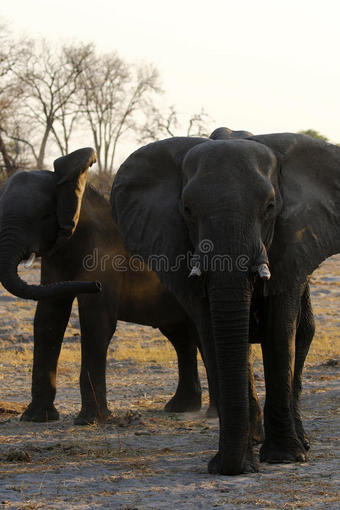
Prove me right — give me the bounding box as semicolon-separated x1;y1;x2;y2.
0;22;28;177
51;99;80;156
78;50;162;174
13;40;93;168
140;106;213;143
141;105;178;139
50;44;96;156
1;24;208;182
185;109;213;137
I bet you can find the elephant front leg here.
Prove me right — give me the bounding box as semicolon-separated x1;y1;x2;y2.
74;294;116;425
21;298;73;422
260;288;307;464
160;321;202;413
293;284;315;451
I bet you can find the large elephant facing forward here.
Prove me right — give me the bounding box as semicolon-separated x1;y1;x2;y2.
111;132;328;475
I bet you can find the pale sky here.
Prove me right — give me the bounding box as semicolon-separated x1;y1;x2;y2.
3;0;340;147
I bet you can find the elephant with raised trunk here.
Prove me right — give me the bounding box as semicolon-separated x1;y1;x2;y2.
111;132;319;475
0;149;208;424
0;148;100;300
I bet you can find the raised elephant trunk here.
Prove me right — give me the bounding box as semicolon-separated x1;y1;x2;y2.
0;230;100;300
208;282;252;475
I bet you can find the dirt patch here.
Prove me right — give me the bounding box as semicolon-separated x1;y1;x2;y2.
0;402;26;426
0;259;339;509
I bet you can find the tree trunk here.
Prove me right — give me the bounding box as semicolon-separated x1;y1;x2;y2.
0;131;15;177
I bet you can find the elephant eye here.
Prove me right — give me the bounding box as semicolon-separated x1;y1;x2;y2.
183;204;192;217
264;201;275;217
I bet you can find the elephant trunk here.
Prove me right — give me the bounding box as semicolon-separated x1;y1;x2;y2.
209;282;251;475
0;228;100;300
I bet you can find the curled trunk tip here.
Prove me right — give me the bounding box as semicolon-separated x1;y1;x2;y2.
0;257;101;301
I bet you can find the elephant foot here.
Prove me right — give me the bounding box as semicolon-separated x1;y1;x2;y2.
208;446;259;476
20;402;59;422
260;437;307;464
164;390;201;413
301;435;311;451
205;403;218;418
244;443;259;474
208;452;224;475
74;406;112;425
295;419;310;451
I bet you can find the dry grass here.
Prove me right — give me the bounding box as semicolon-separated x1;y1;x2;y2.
0;347;33;367
251;329;340;365
109;337;177;364
306;329;340;364
2;319;335;372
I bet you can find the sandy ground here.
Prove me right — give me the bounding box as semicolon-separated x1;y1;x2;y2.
0;258;339;509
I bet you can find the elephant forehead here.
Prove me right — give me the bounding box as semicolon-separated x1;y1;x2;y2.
1;170;56;217
184;139;277;175
5;170;55;192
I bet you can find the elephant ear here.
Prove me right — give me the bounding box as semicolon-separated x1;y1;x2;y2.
52;147;97;250
249;133;340;294
111;137;208;297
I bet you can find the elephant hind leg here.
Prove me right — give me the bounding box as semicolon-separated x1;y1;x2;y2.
195;340;218;418
75;292;117;425
160;321;202;413
248;345;264;444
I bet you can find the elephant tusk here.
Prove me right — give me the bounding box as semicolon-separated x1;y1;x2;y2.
188;265;202;278
24;252;36;269
257;263;271;280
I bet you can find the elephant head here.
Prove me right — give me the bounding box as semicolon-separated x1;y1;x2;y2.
0;148;101;300
112;131;340;475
